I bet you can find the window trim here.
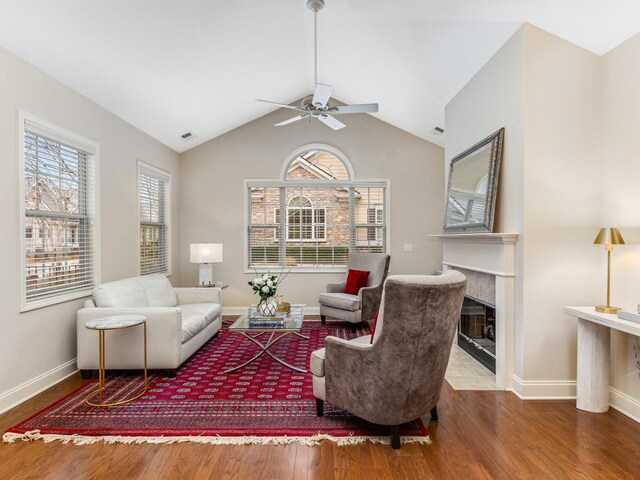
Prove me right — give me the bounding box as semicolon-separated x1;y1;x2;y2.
18;111;101;312
244;145;390;273
137;160;172;277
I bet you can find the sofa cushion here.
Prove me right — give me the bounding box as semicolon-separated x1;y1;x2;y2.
92;277;149;308
318;292;360;311
180;303;221;343
139;274;178;307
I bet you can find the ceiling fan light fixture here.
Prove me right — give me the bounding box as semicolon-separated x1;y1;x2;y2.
306;0;325;12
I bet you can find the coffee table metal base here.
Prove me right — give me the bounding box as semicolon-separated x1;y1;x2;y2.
223;331;309;374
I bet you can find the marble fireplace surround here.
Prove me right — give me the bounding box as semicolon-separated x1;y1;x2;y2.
428;233;518;390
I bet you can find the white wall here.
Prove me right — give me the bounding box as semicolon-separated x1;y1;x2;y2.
0;46;181;412
179;106;444;309
446;24;604;398
601;32;640;416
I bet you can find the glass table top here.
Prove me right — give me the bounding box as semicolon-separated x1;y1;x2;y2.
228;304;305;332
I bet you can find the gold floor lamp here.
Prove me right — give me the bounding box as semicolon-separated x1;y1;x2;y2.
594;227;625;314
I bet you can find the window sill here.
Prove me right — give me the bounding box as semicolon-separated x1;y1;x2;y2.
21;289;93;313
245;267;347;274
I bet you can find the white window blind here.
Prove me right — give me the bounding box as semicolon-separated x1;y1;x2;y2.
139;164;170;275
23;126;97;304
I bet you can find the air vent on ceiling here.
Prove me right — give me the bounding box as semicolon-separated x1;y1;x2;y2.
433;126;445;134
181;131;198;141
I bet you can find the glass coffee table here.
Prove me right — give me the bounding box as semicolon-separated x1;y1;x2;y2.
223;304;308;374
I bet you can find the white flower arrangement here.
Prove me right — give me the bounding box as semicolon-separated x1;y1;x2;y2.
248;269;289;303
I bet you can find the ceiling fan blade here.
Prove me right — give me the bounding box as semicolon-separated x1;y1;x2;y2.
317;114;346;131
312;83;334;108
331;103;379;114
274;114;309;127
256;99;303;111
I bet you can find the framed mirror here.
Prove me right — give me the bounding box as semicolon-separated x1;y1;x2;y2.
444;128;504;233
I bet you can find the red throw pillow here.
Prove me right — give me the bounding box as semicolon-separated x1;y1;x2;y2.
344;269;370;295
370;309;379;344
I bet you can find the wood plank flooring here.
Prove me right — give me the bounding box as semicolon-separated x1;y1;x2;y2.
2;373;640;479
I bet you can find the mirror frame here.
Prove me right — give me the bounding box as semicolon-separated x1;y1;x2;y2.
443;128;504;233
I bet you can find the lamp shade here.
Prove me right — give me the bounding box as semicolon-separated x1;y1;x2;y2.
190;243;223;263
593;228;625;246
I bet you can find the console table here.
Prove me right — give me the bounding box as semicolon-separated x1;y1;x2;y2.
565;306;640;413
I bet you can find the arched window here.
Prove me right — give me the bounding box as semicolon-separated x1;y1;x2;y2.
283;196;325;241
247;145;387;270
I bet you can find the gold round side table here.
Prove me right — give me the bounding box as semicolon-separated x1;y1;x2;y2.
84;315;147;407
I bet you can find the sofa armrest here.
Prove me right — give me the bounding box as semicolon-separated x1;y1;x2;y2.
76;307;183;369
326;282;346;293
174;287;222;305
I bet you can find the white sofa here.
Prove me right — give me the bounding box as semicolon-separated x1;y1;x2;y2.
77;274;222;376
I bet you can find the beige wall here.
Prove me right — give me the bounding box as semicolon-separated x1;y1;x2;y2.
445;26;526;376
601;32;640;415
0;46;181;412
446;24;604;398
521;26;602;384
179;106;444;308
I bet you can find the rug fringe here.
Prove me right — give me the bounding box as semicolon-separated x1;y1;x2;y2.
2;430;431;447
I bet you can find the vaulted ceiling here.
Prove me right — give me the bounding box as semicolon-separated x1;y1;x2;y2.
1;1;639;152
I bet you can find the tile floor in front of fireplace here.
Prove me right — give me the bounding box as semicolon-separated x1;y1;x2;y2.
445;344;497;390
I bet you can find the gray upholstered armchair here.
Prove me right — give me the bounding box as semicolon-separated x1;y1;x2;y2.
311;270;467;448
318;253;390;327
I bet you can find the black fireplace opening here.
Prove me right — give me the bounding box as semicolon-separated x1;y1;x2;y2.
458;296;496;373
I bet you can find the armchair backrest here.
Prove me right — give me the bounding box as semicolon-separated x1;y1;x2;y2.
327;270;467;426
346;253;390;288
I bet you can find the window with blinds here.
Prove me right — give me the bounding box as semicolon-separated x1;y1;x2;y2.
22;117;98;306
138;163;170;275
247;149;388;270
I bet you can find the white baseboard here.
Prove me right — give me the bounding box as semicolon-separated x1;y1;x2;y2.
510;374;576;399
0;359;78;415
223;306;320;316
609;387;640;423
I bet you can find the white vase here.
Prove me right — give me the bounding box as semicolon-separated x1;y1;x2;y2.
258;297;277;316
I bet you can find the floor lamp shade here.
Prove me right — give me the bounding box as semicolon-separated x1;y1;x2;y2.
190;244;223;286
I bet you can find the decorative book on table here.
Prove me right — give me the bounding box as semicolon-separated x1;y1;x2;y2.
248;310;288;327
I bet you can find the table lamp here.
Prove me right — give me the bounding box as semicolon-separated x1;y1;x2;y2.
190;243;223;286
593;227;624;314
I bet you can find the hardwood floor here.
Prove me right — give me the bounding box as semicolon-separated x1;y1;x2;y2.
2;374;640;480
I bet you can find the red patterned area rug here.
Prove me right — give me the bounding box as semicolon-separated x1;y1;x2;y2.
3;321;429;446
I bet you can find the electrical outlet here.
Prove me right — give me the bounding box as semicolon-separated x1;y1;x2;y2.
403;243;413;252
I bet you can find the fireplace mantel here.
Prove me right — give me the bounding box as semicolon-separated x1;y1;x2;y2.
427;233;519;278
427;233;518;245
428;232;519;390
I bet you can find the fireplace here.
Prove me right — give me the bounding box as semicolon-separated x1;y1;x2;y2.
458;296;496;373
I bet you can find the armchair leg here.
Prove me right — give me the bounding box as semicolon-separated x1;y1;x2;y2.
164;368;178;378
390;425;401;449
80;370;93;380
430;405;438;421
320;315;326;325
316;398;324;417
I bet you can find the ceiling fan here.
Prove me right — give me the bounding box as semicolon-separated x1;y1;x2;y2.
257;0;379;131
